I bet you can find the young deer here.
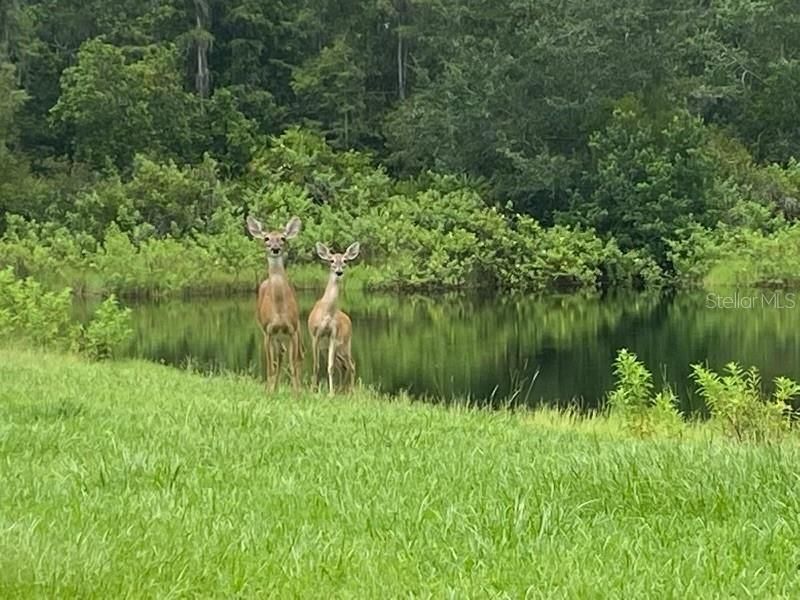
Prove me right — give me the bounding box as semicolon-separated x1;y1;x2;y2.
307;242;360;395
246;215;303;393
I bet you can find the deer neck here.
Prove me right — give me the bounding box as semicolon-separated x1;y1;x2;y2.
319;272;340;315
266;255;292;300
267;255;287;280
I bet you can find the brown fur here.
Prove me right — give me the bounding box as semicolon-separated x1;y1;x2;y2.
307;241;360;394
247;215;302;393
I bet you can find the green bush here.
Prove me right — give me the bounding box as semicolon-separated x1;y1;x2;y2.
79;295;133;360
607;348;683;438
0;267;79;350
691;363;799;443
485;216;628;293
0;267;132;359
12;127;770;296
564;105;720;269
687;225;800;288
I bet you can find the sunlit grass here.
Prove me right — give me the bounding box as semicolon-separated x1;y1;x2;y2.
703;258;752;288
2;347;800;597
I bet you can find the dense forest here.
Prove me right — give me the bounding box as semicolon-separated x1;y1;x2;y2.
1;0;800;294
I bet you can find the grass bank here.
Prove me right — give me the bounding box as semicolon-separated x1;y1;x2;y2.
2;348;800;597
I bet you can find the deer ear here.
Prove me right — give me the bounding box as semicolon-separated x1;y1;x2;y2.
246;216;264;238
316;242;332;261
344;242;360;261
284;216;302;239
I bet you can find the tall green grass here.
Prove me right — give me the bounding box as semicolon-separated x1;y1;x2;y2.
2;347;800;597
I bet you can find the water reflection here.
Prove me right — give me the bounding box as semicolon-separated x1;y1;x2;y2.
104;288;800;409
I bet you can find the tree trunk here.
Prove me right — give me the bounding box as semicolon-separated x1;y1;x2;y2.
193;0;211;99
397;31;405;100
195;15;209;99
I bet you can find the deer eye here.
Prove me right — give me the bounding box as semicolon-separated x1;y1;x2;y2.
280;236;286;242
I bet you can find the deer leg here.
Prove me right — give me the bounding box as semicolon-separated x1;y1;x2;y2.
327;336;336;396
334;351;351;394
264;331;272;391
310;334;319;391
289;330;301;393
345;339;355;392
272;338;283;393
348;357;356;392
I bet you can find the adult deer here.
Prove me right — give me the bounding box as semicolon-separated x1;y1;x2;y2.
246;215;303;393
307;242;360;395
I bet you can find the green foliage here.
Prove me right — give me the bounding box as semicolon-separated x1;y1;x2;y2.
247;127;393;205
200;88;265;173
196;208;263;284
565;107;719;269
292;37;367;148
91;223;225;297
487;217;616;293
49;38;260;173
0;60;26;142
121;155;229;237
666;225;723;288
0;267;132;359
740;57;800;163
0;216;97;292
0;268;78;350
79;295;132;360
0;60;36;228
691;363;798;443
607;248;667;290
59;154;234;240
760;159;800;221
383;0;723;217
650;389;685;439
607;348;683;438
2;0;800;281
694;225;800;289
244;133;624;292
25;125;800;295
51;40;197;170
0;216;263;299
608;349;654;414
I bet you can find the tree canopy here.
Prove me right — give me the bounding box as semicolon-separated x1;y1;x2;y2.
1;0;799;275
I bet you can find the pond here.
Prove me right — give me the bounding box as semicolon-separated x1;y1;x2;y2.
107;287;800;410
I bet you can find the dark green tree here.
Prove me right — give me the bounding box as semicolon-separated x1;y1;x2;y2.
563;105;719;268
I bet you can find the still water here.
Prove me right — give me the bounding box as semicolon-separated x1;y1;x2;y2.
111;288;800;410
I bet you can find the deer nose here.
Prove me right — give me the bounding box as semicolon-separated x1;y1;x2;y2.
335;270;343;277
271;248;280;255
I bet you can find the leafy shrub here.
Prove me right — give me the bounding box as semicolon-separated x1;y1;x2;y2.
691;362;799;443
247;127;393;207
5;128;725;296
196;207;263;285
51;40;199;171
245;129;621;292
564;106;719;269
125;155;229;237
0;267;132;359
607;348;683;438
369;188;505;289
688;225;800;288
79;295;133;360
665;225;723;288
0;267;79;350
605;247;666;290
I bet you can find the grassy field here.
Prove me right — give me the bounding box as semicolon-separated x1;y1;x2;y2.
2;348;800;597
